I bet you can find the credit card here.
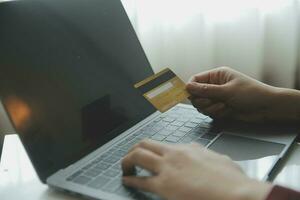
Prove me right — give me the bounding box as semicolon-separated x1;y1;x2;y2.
134;68;190;112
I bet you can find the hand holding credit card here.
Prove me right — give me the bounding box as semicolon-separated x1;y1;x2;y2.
134;68;190;112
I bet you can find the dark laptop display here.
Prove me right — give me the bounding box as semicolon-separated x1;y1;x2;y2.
0;0;155;182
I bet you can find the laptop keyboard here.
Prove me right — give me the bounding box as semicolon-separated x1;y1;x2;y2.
66;106;220;199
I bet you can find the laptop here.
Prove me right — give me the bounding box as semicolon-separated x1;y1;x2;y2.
0;0;298;199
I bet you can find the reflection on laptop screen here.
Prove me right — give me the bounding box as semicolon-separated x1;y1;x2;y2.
0;0;155;181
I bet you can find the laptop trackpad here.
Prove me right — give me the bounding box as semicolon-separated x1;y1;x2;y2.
208;134;285;180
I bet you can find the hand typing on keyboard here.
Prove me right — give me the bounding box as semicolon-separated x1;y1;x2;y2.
121;139;272;200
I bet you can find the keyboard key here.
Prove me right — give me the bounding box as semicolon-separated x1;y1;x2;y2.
132;131;141;136
73;175;92;185
113;150;127;158
165;136;180;143
168;114;179;119
94;162;111;171
138;169;152;177
156;121;170;127
172;131;187;137
66;170;84;181
177;117;190;122
195;113;207;119
159;129;173;136
162;117;176;123
153;118;162;123
87;175;111;189
101;152;112;159
91;166;103;172
90;159;100;165
184;122;198;128
127;140;139;147
120;144;133;151
178;127;192;133
195;138;210;146
193;126;210;133
151;134;166;141
130;137;141;143
94;156;104;162
84;168;102;177
107;147;117;154
135;166;143;173
165;125;178;131
141;126;153;132
182;114;194;119
190;110;199;115
135;134;148;140
171;121;185;127
142;131;156;136
190;134;200;140
103;156;120;164
190;118;203;124
117;140;128;146
102;178;122;192
179;136;193;143
104;169;120;178
124;136;134;143
151;120;161;125
188;130;203;137
160;113;168;118
112;163;122;171
152;125;164;132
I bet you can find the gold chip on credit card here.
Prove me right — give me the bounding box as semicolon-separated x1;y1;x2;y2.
134;68;190;112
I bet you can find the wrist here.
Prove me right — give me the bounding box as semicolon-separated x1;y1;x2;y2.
270;87;300;121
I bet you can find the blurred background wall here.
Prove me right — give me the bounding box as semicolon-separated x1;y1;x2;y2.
121;0;300;89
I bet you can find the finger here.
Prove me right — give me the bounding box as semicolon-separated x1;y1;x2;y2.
189;67;229;84
202;103;225;116
122;148;162;176
137;139;170;155
190;142;205;149
186;82;228;99
122;176;158;193
190;97;214;109
213;106;233;119
127;139;170;156
189;71;211;83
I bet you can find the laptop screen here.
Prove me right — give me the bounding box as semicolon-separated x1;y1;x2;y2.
0;0;156;182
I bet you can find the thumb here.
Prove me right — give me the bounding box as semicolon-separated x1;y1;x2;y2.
186;82;228;99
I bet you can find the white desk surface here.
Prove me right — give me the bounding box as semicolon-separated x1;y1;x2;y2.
1;134;300;200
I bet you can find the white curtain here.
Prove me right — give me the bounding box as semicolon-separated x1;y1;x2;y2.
121;0;300;88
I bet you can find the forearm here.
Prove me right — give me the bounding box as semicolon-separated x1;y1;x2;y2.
268;87;300;122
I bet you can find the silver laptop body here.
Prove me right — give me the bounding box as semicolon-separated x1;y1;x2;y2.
47;103;297;200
